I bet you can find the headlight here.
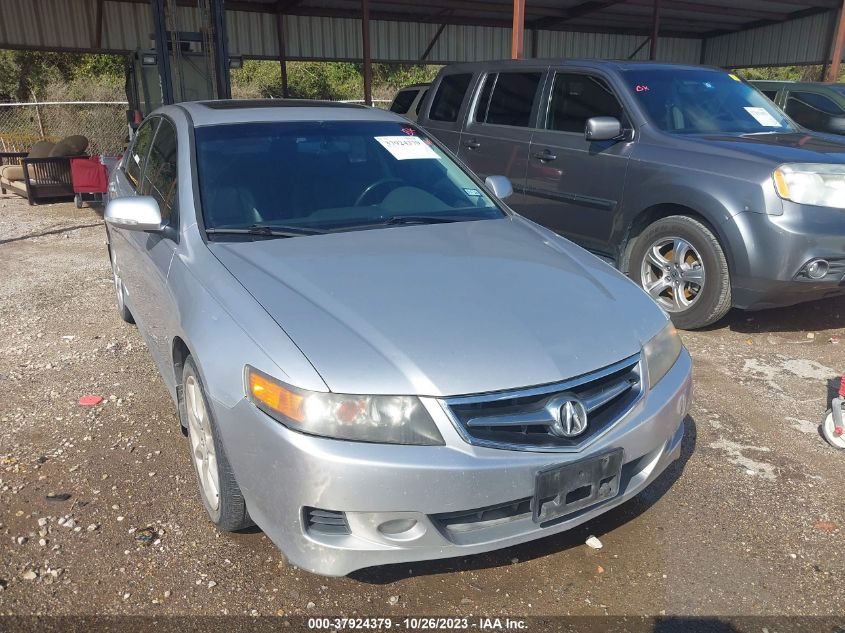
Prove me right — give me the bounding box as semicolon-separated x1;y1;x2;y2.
773;163;845;208
643;321;682;388
245;366;444;445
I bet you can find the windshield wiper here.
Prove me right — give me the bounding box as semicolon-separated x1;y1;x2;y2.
205;224;325;238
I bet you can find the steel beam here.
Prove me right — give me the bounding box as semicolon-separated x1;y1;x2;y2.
827;0;845;81
649;0;660;60
150;0;174;105
512;0;526;59
361;0;373;106
276;3;289;96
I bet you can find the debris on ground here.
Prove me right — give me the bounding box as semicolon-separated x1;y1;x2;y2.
134;526;158;546
586;536;603;550
78;395;104;406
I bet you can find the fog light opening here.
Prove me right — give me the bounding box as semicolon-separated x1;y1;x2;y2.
377;518;418;535
806;259;830;280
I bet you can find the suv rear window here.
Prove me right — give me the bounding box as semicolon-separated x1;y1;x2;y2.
429;74;472;122
390;90;417;114
475;72;542;128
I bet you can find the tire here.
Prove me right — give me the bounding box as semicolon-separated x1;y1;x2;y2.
821;409;845;450
179;356;253;531
629;215;731;330
75;193;83;209
108;246;135;324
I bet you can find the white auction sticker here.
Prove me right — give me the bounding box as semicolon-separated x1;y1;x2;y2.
375;136;441;160
744;107;782;127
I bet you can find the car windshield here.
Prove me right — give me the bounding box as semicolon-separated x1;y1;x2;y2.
623;68;796;135
195;120;503;235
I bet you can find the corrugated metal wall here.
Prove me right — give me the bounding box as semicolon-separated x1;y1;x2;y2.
0;0;837;69
703;11;835;68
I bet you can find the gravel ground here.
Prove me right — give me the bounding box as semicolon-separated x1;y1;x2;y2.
0;195;843;619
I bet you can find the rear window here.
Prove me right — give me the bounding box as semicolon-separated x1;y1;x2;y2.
475;72;542;128
390;90;417;114
429;74;472;122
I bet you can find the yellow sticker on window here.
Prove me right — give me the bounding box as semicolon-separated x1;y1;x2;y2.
729;73;741;81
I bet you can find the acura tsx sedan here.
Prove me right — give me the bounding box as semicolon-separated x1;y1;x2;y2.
104;99;692;576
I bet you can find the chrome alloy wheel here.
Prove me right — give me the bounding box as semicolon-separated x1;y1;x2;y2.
111;250;126;312
640;237;706;312
185;374;220;511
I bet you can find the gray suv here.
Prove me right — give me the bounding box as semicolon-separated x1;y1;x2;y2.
418;60;845;329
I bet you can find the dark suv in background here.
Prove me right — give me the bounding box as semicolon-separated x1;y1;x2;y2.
416;60;845;329
752;80;845;137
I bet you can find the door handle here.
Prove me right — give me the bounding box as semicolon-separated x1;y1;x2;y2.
532;149;557;162
464;139;481;150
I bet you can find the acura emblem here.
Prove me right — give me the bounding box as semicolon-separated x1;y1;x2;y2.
551;397;588;437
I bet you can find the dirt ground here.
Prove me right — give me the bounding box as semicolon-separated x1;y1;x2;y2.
0;195;843;620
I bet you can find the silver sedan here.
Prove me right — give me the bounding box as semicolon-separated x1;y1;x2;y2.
104;100;692;576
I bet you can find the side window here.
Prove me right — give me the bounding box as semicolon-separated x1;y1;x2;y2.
141;119;178;223
785;91;844;132
546;73;623;133
390;90;416;114
479;72;542;127
414;89;428;115
429;73;472;122
125;118;159;189
760;90;778;101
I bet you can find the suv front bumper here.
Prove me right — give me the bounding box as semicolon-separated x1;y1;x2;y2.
729;203;845;310
213;350;692;577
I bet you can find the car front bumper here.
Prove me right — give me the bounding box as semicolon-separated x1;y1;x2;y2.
212;349;692;577
729;204;845;310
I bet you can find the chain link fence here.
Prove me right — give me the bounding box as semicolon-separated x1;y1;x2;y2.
0;102;129;156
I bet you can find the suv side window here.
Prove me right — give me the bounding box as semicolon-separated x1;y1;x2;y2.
390;90;416;114
760;90;778;101
474;72;542;127
429;73;472;122
546;73;623;133
414;88;428;115
141;118;178;224
125;118;159;190
785;91;844;132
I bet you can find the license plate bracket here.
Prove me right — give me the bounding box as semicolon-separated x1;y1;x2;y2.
532;448;624;524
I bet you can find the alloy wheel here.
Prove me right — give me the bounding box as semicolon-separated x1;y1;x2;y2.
640;237;706;312
185;374;220;511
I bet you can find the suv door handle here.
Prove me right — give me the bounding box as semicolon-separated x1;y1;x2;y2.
532;149;557;162
464;139;481;150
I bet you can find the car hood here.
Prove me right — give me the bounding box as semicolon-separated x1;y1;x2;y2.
207;217;666;397
687;131;845;164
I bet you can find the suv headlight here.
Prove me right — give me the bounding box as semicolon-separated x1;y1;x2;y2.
643;322;682;388
245;366;444;445
773;163;845;208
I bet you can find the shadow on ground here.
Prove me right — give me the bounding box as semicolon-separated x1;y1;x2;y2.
710;295;845;334
351;415;698;584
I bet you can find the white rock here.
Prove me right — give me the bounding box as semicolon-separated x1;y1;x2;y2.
208;581;217;589
87;523;99;532
388;595;400;605
585;535;603;550
21;570;37;580
37;518;48;527
39;539;47;547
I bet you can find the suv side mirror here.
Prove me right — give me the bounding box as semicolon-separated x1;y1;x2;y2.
585;116;623;142
485;175;513;200
105;196;163;232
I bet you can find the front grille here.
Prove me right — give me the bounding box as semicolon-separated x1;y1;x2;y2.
432;498;532;536
304;507;350;535
442;354;642;452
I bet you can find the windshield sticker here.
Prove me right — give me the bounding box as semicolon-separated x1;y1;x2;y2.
744;106;782;127
729;73;741;81
635;84;650;92
401;127;416;135
133;153;141;164
375;136;441;160
463;188;481;197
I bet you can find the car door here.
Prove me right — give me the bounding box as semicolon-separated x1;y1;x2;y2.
109;117;179;377
783;89;845;135
523;70;633;255
458;69;546;207
421;72;474;154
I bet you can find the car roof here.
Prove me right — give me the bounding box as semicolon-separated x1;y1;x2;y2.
750;80;845;90
172;99;409;127
437;58;722;74
396;83;430;91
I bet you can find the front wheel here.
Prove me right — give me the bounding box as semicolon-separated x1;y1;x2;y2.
629;215;731;330
180;356;253;531
821;408;845;450
109;246;134;324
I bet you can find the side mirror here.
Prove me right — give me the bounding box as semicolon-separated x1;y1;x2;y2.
585;116;623;142
485;175;513;200
105;196;163;232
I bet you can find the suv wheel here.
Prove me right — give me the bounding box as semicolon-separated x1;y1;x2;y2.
629;215;731;329
180;356;252;531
